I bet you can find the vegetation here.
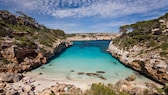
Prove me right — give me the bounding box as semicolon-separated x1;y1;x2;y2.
0;10;66;48
0;10;67;65
85;83;129;95
164;86;168;94
113;12;168;58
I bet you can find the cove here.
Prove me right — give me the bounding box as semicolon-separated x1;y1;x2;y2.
30;40;157;84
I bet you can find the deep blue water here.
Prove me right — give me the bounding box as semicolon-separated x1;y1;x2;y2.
31;40;153;83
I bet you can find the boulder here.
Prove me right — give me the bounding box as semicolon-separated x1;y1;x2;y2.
0;88;4;94
58;84;66;92
0;82;6;88
86;73;98;76
97;75;107;80
145;82;158;89
115;79;132;92
96;71;105;73
125;74;136;81
5;88;18;95
77;72;85;75
0;73;23;83
23;85;32;92
39;89;53;95
128;87;144;95
28;91;35;95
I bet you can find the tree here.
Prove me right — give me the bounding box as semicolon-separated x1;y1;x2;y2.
119;25;131;34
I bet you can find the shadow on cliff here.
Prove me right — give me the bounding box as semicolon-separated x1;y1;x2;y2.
46;47;69;64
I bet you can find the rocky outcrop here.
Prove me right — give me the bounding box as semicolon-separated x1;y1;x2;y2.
0;39;72;73
125;74;136;81
37;83;83;95
0;10;72;73
44;40;73;59
67;33;119;41
108;41;168;85
114;79;132;92
0;73;23;83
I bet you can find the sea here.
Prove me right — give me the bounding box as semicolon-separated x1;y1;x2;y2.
30;40;158;85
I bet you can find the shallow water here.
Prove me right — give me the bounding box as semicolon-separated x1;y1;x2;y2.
31;40;157;84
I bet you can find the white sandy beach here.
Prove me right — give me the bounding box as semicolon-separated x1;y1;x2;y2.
16;71;163;94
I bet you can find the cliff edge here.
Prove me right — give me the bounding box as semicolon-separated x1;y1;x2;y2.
108;13;168;85
0;10;72;73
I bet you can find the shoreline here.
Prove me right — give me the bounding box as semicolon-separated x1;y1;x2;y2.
107;51;165;86
22;70;163;94
107;41;168;86
22;39;163;93
0;39;165;95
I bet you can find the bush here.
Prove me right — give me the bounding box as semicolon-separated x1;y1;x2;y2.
2;58;10;64
164;86;168;94
160;43;168;50
88;83;116;95
160;51;168;57
85;83;129;95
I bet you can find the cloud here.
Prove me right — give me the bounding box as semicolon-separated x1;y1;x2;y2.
1;0;168;18
1;0;168;33
48;0;168;18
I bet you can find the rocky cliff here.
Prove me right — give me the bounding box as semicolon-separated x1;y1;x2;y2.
0;10;72;73
67;33;119;41
108;13;168;85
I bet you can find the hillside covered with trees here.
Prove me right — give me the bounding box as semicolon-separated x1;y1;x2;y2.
108;12;168;87
113;13;168;59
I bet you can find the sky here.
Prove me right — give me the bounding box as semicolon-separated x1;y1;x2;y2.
0;0;168;33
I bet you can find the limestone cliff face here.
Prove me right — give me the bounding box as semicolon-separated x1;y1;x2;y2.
67;33;119;41
108;13;168;85
0;10;71;73
108;41;168;85
0;39;72;73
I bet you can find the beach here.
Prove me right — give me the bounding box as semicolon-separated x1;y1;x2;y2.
20;71;163;94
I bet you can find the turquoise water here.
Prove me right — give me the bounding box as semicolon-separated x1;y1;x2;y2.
31;40;152;84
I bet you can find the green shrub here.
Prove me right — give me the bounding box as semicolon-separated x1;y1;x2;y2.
149;40;156;47
2;58;10;64
156;88;164;94
160;43;168;50
160;51;168;56
164;86;168;94
89;83;116;95
85;83;129;95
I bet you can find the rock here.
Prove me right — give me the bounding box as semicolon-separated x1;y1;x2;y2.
115;79;132;92
77;72;85;75
39;89;53;95
15;48;38;64
48;64;52;66
86;73;98;76
58;84;66;92
41;57;47;64
38;72;43;75
125;74;136;81
23;85;32;92
96;71;105;73
128;87;144;95
0;88;4;94
70;70;75;72
108;41;168;85
5;88;18;95
0;82;6;88
38;83;83;95
145;82;158;89
40;67;45;69
98;75;107;80
50;86;59;94
28;91;35;95
0;73;23;83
